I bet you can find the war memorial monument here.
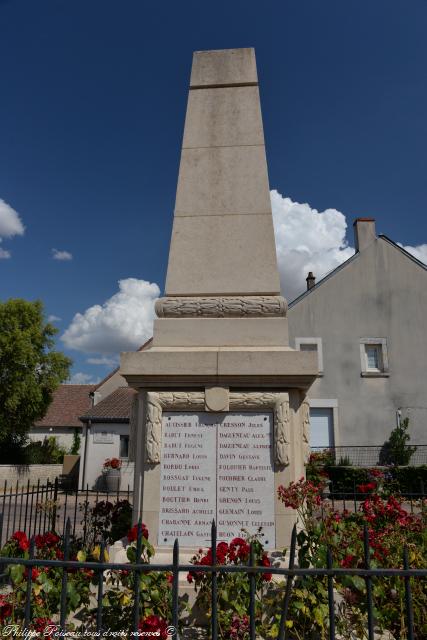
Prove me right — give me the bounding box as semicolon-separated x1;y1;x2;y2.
120;48;318;551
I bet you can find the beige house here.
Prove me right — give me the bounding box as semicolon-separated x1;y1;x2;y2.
288;218;427;457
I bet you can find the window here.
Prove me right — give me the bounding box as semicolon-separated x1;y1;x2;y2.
360;338;389;377
295;337;323;374
308;399;339;449
119;435;129;459
310;407;334;448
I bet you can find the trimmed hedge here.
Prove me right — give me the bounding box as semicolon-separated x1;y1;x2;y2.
307;458;427;497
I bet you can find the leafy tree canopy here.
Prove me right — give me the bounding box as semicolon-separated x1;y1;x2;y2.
0;299;72;443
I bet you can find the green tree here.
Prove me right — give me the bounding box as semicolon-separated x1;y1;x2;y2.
381;417;417;466
0;299;72;447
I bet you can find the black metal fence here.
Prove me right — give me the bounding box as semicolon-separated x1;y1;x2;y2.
0;478;133;546
1;478;425;547
0;519;425;639
311;444;427;467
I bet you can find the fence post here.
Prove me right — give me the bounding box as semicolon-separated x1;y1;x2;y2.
59;518;71;630
24;536;36;629
172;538;179;637
403;546;414;640
363;525;374;640
132;520;144;632
211;519;218;640
51;477;59;531
278;524;297;640
249;542;256;640
96;537;106;632
327;547;335;639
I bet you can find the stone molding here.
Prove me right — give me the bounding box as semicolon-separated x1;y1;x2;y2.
143;390;290;466
155;296;287;318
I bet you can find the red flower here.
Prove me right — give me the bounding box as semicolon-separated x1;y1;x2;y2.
357;482;376;494
127;523;149;542
139;615;168;639
260;553;272;581
33;618;54;633
56;549;64;560
229;613;250;640
104;457;122;470
12;530;29;551
340;554;356;568
229;538;250;562
35;532;60;549
167;573;173;584
0;594;12;623
24;567;40;580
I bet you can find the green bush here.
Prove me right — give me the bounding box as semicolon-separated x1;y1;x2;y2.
26;436;67;464
380;417;417;466
307;452;427;497
69;427;81;455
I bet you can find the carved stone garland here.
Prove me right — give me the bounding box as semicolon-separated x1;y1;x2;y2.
155;296;287;318
143;391;290;466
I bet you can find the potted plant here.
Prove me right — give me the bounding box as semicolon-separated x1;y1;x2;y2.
103;457;122;492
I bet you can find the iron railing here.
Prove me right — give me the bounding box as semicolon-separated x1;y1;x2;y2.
0;478;133;546
311;444;427;467
0;518;425;639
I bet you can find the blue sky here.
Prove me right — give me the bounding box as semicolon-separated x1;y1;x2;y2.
1;0;427;383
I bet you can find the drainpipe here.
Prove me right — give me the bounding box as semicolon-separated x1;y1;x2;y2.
81;419;91;490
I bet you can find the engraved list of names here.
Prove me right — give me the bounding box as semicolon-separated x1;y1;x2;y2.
159;412;275;548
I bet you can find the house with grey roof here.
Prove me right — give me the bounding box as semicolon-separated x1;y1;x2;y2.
287;218;427;461
79;387;137;490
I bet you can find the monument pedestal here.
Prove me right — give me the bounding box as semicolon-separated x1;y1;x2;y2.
120;48;317;554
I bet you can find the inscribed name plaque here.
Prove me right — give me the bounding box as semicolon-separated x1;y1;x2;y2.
159;412;275;548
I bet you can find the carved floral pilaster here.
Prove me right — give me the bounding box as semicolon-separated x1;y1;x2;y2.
301;400;311;465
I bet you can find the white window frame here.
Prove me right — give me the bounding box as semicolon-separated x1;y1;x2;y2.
359;338;389;377
295;337;324;375
308;398;340;447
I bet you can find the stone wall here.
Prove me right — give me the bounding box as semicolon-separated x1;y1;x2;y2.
0;464;62;488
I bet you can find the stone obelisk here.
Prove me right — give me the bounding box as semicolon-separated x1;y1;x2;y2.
121;48;317;550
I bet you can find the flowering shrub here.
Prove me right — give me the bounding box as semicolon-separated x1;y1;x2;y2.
0;529;92;629
187;531;272;638
79;498;133;546
0;522;180;635
270;472;427;639
79;522;181;634
103;457;122;470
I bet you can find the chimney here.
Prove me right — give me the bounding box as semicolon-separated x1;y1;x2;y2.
353;218;376;252
306;272;316;290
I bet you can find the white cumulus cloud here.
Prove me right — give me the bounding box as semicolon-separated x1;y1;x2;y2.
48;314;62;323
0;199;25;258
52;248;73;261
398;243;427;266
62;278;159;354
67;372;101;385
86;356;119;367
271;190;354;301
0;199;25;238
